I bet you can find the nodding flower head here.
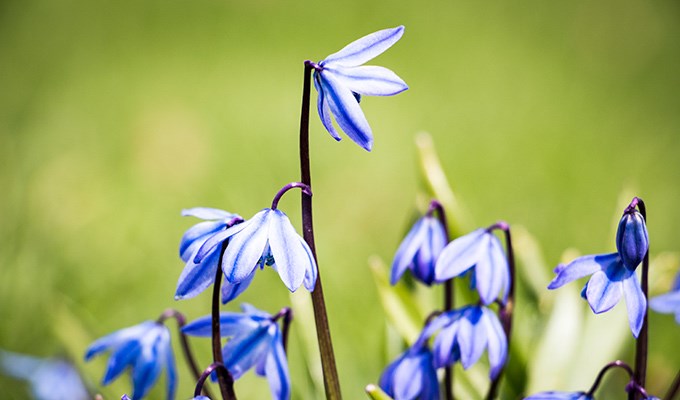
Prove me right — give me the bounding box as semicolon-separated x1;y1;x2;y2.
311;26;408;151
616;208;648;270
378;341;439;400
391;213;447;286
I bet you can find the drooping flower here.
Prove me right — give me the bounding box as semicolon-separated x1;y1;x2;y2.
548;203;649;337
434;228;510;305
85;321;176;400
391;213;447;286
0;350;89;400
311;26;408;151
194;207;317;293
378;341;439;400
183;304;290;400
650;272;680;324
416;305;507;379
176;207;244;301
523;392;592;400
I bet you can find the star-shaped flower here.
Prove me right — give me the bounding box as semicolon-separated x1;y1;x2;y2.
194;207;317;293
176;207;245;301
391;213;447;286
548;206;649;337
312;26;408;151
434;228;510;305
650;272;680;324
183;304;290;400
0;350;89;400
416;305;507;379
85;321;176;400
378;341;439;400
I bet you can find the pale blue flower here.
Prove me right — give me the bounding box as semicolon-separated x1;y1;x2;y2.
434;228;509;305
417;305;507;379
176;207;244;301
548;208;649;337
391;214;447;286
312;26;408;151
194;208;317;293
85;321;176;400
524;392;592;400
0;350;89;400
183;304;290;400
378;342;439;400
650;272;680;324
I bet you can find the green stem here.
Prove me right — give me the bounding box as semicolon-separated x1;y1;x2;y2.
630;197;649;400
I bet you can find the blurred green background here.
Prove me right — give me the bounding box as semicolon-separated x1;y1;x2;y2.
1;0;679;398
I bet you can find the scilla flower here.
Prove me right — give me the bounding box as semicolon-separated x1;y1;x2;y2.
548;199;648;337
176;207;243;301
194;183;317;293
378;341;439;400
434;226;510;305
183;304;291;400
85;321;176;400
391;205;447;286
0;350;89;400
417;305;507;379
310;26;408;151
650;272;680;324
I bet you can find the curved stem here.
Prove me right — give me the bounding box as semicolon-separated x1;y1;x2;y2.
271;182;313;210
194;362;231;398
631;198;649;400
212;241;237;400
486;222;515;400
664;369;680;400
156;309;214;400
586;360;633;396
299;60;342;400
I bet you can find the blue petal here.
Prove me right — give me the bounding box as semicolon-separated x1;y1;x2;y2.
0;350;43;380
182;207;235;220
378;353;403;396
585;268;624;314
180;220;225;262
130;328;165;400
299;236;318;291
222;269;256;304
240;303;272;319
313;72;342;141
85;322;155;361
474;233;507;305
417;350;440;400
457;307;488;370
650;290;680;315
325;65;408;96
392;352;424;400
432;320;460;368
391;217;427;285
262;328;291;400
193;227;235;263
435;229;486;281
548;253;619;290
223;324;273;379
318;71;373;151
163;335;177;400
321;26;405;67
482;307;507;379
182;313;260;338
103;338;143;385
175;245;220;300
268;210;309;292
223;210;272;283
622;272;646;338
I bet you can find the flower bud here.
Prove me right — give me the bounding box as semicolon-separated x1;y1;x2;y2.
616;210;648;269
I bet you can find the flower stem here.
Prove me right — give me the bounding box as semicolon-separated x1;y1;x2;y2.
630;197;649;400
194;362;230;398
664;369;680;400
486;221;514;400
428;200;454;400
586;360;633;396
271;182;313;210
299;60;342;400
156;309;214;400
272;307;294;353
212;241;237;400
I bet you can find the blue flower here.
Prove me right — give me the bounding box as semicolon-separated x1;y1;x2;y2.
434;228;509;305
0;350;89;400
417;305;507;379
194;208;317;293
523;392;592;400
391;214;447;286
312;26;408;151
176;207;244;301
548;207;649;337
85;321;176;400
183;304;290;400
378;342;439;400
650;272;680;324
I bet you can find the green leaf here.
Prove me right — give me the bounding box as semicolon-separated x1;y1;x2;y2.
364;384;393;400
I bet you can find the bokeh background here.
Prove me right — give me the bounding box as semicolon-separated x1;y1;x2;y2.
1;0;679;398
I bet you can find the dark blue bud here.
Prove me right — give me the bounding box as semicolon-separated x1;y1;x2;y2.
616;210;648;269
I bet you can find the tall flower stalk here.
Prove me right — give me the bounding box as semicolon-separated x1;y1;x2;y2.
212;241;237;400
630;197;649;400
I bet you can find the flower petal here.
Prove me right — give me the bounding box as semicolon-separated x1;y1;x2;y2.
180;220;226;261
182;207;235;220
474;234;507;305
223;210;272;284
548;253;619;290
182;313;260;338
318;71;373;151
650;291;680;314
175;246;220;300
223;324;273;379
131;332;164;399
85;322;155;361
482;307;507;379
393;352;424;400
262;328;291;400
325;65;408;96
322;26;405;67
391;217;427;285
221;269;256;304
435;229;486;281
299;237;318;291
432;320;460;368
622;272;646;338
163;338;177;400
585;269;624;314
457;307;488;370
268;209;312;292
313;73;342;141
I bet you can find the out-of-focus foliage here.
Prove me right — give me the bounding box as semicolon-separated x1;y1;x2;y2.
1;0;679;398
